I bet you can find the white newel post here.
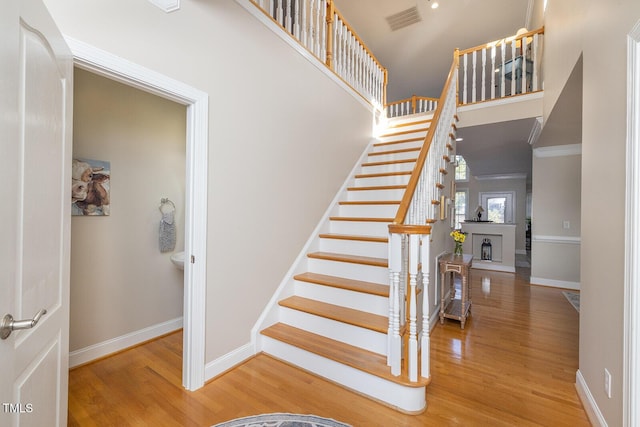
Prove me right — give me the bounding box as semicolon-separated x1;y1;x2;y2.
408;234;420;382
420;235;431;379
387;232;402;376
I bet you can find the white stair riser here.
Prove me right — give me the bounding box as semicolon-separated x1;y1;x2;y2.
319;237;388;259
360;162;416;175
260;337;427;413
338;203;398;218
347;188;406;201
279;307;387;355
330;220;389;236
367;150;419;163
295;281;388;316
371;139;424;153
307;258;388;283
354;175;411;187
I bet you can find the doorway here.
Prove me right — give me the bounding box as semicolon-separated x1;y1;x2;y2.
67;38;208;391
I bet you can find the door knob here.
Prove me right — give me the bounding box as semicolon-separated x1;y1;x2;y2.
0;309;47;340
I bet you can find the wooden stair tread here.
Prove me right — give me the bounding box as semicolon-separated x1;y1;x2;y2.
329;216;393;222
354;171;412;179
307;251;387;267
347;185;406;191
361;158;416;167
318;233;388;243
261;323;428;387
378;127;430;138
278;296;387;333
368;147;421;157
339;200;400;205
294;272;388;297
373;136;424;148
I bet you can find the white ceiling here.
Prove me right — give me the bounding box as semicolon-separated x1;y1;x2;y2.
332;0;539;181
332;0;531;101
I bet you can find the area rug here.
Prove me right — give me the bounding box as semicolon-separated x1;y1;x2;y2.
562;291;580;313
212;413;352;427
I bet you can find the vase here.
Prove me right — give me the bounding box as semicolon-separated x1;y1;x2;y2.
454;241;463;256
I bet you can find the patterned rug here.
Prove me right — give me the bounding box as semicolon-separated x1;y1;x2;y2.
562;291;580;313
212;413;352;427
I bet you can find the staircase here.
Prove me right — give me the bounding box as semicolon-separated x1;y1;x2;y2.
258;116;433;414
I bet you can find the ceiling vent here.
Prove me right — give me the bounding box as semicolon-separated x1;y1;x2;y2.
386;7;422;31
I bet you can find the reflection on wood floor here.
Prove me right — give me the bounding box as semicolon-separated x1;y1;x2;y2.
68;264;589;426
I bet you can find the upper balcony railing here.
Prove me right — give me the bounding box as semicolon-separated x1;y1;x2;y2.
250;0;388;109
384;27;545;118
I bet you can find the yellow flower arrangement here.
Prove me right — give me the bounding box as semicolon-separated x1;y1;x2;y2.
450;230;467;243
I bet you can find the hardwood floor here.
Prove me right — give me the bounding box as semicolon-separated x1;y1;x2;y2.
68;266;589;426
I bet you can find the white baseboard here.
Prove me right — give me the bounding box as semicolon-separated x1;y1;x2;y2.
69;317;183;368
576;369;607;426
530;276;580;290
204;342;255;382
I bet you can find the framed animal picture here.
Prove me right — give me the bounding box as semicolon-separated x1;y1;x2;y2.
71;158;111;216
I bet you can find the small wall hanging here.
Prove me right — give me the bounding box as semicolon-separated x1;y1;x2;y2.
71;158;111;216
159;198;176;253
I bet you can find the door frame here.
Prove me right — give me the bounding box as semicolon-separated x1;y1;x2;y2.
625;19;640;427
67;37;208;391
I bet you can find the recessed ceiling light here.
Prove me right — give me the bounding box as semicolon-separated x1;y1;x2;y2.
431;1;439;9
456;137;463;141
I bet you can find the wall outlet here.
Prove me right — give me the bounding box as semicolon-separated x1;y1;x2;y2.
563;220;570;229
604;368;612;398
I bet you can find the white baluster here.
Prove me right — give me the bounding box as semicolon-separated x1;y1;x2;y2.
500;43;506;98
481;48;486;102
491;45;496;99
420;235;431;379
293;0;300;38
276;0;284;26
521;36;528;93
471;50;477;103
511;39;516;95
301;0;308;46
284;0;292;33
388;232;402;375
462;53;468;105
532;33;539;91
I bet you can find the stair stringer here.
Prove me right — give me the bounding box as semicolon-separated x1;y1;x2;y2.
250;139;377;346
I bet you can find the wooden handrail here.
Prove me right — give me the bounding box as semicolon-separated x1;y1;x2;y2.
392;55;459;225
385;95;439;110
457;27;544;56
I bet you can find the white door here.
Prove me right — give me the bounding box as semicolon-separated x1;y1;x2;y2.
0;1;72;426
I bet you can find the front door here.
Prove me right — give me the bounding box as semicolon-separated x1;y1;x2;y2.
0;0;72;426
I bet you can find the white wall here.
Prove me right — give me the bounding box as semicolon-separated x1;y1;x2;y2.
542;0;640;424
71;68;186;352
44;0;374;364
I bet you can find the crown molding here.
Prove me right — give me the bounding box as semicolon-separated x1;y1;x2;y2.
533;143;581;158
474;173;527;181
528;116;543;145
148;0;180;12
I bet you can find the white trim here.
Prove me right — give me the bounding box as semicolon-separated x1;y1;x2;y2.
234;0;378;113
474;173;527;181
530;276;580;290
528;116;543;145
69;317;183;368
148;0;180;12
624;20;640;427
457;91;543;113
576;369;608;427
533;143;582;158
532;234;581;244
66;37;208;391
204;343;255;381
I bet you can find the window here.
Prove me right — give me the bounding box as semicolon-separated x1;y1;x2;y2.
455;155;468;181
479;191;515;223
454;189;467;228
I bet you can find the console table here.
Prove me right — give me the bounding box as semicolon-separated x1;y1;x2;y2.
439;253;473;329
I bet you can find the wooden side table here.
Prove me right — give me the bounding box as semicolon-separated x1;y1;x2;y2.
439;253;473;329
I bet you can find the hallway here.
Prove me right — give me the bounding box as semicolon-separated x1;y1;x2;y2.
68;266;589;426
